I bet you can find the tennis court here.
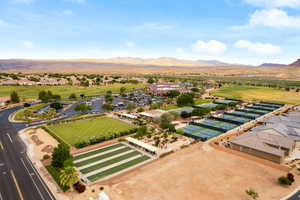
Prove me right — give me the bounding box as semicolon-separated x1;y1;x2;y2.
183;125;223;141
220;114;251;123
241;108;269;115
247;105;275;112
230;111;261;118
214;99;239;105
194;103;218;109
199;119;238;131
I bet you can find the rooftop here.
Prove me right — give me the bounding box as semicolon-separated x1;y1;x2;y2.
230;131;294;157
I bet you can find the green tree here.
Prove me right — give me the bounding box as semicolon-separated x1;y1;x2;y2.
120;87;126;94
69;93;77;99
102;103;113;111
137;107;144;112
10;91;20;103
147;77;155;84
74;103;91;114
60;166;79;189
165;90;180;98
51;144;71;168
50;102;63;111
245;188;259;200
192;107;211;116
126;103;136;111
177;93;194;107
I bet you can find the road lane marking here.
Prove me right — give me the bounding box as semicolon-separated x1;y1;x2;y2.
6;133;13;143
20;158;46;200
10;169;24;200
0;191;3;200
0;141;3;150
24;157;55;200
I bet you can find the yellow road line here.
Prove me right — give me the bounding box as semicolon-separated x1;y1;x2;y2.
0;141;3;150
10;170;24;200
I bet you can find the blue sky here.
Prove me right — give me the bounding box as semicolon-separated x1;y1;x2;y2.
0;0;300;65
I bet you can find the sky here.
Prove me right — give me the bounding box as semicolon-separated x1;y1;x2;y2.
0;0;300;65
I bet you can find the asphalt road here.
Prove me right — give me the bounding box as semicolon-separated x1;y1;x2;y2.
0;107;56;200
288;190;300;200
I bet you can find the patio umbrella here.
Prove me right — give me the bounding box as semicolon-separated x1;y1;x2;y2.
98;192;110;200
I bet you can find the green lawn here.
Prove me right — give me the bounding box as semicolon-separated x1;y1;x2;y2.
75;147;132;167
73;143;124;160
212;85;300;105
47;117;135;146
0;83;146;100
80;151;141;174
162;104;179;110
194;99;213;105
14;103;49;122
87;155;150;182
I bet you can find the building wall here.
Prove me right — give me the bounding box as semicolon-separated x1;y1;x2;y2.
230;143;282;163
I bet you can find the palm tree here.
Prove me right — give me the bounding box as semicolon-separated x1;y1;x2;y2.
60;167;79;190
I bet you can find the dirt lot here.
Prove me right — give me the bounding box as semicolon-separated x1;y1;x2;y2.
103;143;299;200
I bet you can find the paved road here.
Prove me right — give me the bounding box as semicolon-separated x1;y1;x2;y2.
0;107;56;200
287;190;300;200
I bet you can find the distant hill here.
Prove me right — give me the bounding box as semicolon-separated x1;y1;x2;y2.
197;59;228;65
259;63;287;68
0;57;299;78
289;59;300;67
77;57;211;67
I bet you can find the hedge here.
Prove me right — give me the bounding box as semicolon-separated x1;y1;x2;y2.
46;113;106;126
74;128;138;149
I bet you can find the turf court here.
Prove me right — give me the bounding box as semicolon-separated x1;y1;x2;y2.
47;117;135;146
73;143;151;182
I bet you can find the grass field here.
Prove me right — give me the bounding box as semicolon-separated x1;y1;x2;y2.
14;103;49;121
194;99;213;104
0;83;146;100
162;104;179;110
212;85;300;105
47;117;135;146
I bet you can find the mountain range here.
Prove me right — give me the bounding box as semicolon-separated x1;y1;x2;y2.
0;57;299;78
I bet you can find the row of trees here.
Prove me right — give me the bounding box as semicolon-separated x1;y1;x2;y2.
50;143;85;193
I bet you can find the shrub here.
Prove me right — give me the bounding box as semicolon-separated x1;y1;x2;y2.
287;173;295;184
43;154;50;160
278;176;292;186
46;165;69;192
137;107;144;112
73;182;86;193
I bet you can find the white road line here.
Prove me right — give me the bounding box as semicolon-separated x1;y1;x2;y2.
20;158;45;200
24;156;55;200
0;191;3;200
6;133;13;143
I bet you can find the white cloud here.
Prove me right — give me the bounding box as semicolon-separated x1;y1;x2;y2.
175;48;184;54
234;40;281;55
22;41;34;48
192;40;227;55
244;0;300;8
63;9;73;15
0;19;5;25
249;8;300;28
125;41;135;48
